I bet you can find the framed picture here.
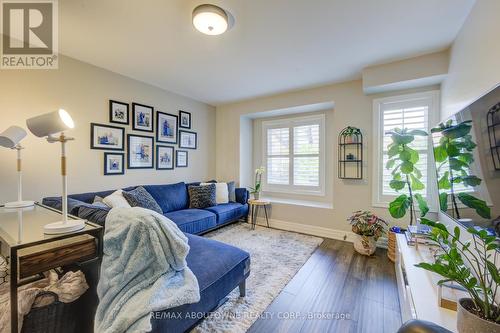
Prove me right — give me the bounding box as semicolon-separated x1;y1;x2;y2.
176;150;188;167
90;123;125;151
104;152;125;175
109;100;129;125
132;102;154;132
127;134;154;169
156;111;178;144
156;145;174;170
179;110;191;129
179;130;197;149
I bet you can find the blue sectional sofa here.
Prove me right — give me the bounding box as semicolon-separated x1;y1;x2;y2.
42;181;250;333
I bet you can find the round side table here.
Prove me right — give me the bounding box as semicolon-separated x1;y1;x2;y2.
248;199;271;229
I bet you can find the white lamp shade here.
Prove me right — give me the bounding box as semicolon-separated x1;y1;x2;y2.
0;126;27;148
192;4;228;35
26;109;75;137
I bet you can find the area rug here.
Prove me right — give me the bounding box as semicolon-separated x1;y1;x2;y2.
192;222;323;333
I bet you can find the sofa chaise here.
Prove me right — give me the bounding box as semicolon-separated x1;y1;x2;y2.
42;181;250;333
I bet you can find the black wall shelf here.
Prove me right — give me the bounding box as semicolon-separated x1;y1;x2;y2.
338;126;363;179
487;102;500;170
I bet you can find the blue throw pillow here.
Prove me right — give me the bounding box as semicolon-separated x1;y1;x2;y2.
227;181;236;202
123;186;163;214
188;184;216;209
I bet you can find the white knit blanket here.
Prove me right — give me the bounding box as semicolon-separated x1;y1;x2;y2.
94;207;200;333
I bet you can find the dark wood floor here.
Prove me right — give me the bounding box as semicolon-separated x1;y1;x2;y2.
248;239;402;333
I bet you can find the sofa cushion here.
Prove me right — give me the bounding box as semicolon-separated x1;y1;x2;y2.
77;205;111;226
68;186;137;204
227;181;236;202
201;182;229;204
122;186;163;214
143;182;189;213
103;190;131;208
188;184;216;209
164;209;216;234
205;203;247;225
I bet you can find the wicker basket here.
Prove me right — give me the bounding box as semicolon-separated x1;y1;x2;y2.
22;291;79;333
387;230;396;262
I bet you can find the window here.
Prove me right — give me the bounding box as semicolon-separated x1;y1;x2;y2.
372;91;439;207
263;114;325;195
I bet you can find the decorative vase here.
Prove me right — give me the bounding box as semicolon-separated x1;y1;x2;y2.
353;235;377;256
253;192;260;200
457;298;500;333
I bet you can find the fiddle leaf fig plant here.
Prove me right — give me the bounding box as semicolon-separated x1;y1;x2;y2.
431;120;491;219
386;128;429;225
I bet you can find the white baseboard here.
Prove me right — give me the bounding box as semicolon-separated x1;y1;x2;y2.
250;216;388;249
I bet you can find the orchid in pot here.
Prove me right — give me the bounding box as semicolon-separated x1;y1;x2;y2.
249;167;265;200
348;211;388;256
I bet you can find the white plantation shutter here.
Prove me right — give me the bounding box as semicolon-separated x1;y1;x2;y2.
263;115;325;195
382;105;429;196
267;128;289;185
373;91;440;207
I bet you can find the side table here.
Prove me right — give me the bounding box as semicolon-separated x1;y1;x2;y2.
248;199;271;229
0;202;103;333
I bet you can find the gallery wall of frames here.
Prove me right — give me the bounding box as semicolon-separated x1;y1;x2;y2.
90;100;197;175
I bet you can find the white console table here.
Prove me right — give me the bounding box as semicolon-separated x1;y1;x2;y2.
395;234;458;332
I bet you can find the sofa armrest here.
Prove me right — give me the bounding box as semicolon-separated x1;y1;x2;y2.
235;188;249;204
42;196;102;216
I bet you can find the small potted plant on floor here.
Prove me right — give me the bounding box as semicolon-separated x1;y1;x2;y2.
347;211;388;256
249;166;265;200
416;219;499;332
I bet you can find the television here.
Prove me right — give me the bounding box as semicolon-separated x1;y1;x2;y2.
432;85;500;237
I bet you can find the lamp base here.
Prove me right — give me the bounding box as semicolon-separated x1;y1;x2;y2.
43;220;85;234
4;200;35;208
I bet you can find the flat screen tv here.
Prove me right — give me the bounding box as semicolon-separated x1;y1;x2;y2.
432;85;500;238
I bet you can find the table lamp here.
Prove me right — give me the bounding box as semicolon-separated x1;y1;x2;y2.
26;109;85;234
0;126;35;208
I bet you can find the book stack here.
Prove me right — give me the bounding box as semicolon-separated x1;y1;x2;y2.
405;224;433;246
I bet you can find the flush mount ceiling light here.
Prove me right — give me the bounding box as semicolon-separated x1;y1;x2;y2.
192;4;229;35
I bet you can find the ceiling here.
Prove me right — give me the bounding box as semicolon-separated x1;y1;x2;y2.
60;0;475;106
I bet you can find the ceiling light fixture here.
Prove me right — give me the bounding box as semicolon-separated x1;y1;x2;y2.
192;4;228;36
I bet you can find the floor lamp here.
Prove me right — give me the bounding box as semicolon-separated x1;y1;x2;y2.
0;126;35;208
26;109;85;234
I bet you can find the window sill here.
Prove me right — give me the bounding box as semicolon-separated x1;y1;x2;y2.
261;196;333;209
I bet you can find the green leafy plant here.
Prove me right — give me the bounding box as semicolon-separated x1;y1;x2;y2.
432;120;491;219
347;211;388;240
386;128;429;225
416;218;499;324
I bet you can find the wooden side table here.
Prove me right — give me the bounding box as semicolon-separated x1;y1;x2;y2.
248;199;271;229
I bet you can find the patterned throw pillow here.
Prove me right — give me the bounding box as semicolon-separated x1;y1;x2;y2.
122;186;163;214
227;181;236;202
188;184;217;209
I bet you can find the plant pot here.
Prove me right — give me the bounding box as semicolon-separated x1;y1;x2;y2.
253;192;260;200
457;298;500;333
353;235;377;256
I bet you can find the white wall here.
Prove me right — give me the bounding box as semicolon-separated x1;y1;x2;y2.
0;55;216;203
439;0;500;269
216;80;439;234
441;0;500;119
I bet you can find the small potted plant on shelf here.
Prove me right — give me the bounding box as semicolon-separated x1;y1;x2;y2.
342;126;360;143
416;219;499;333
249;166;265;200
347;211;388;256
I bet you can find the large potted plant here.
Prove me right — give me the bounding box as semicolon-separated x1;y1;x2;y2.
385;128;429;225
347;211;388;256
432;120;491;220
416;219;499;332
